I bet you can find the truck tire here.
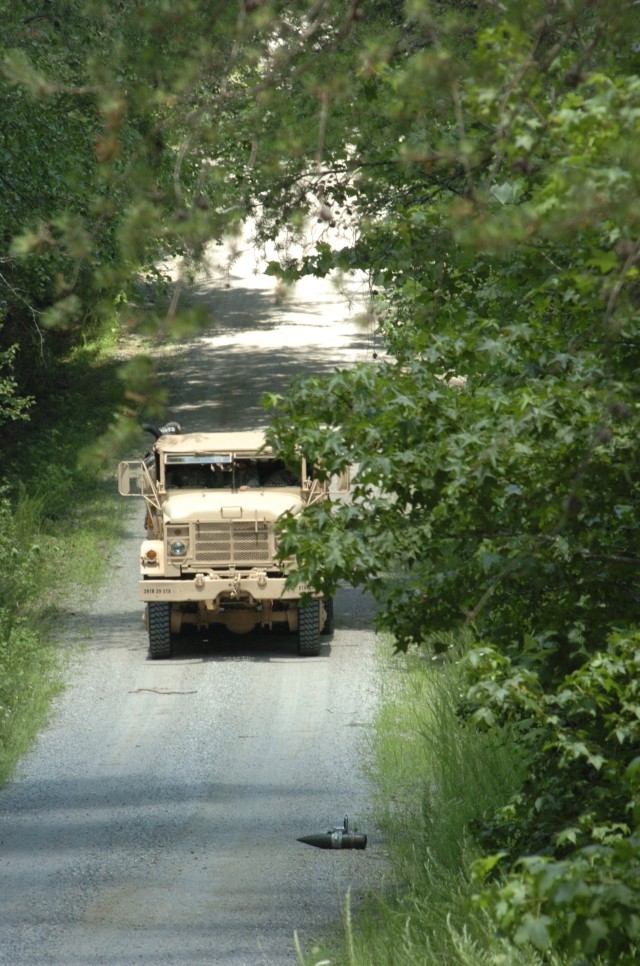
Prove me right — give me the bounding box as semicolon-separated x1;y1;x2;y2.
321;597;334;635
298;598;321;656
148;602;173;659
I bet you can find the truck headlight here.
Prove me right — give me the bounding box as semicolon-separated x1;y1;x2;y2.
169;540;187;557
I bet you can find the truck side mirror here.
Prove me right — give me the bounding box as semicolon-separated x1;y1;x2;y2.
118;460;146;496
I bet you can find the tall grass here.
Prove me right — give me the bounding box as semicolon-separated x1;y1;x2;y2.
0;342;129;786
297;644;560;965
0;493;60;784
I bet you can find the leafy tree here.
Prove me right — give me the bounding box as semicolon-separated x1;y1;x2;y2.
261;1;640;958
1;0;376;444
3;0;639;957
268;1;640;662
0;339;32;427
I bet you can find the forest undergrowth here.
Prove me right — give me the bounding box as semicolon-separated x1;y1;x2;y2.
0;339;130;785
298;641;564;966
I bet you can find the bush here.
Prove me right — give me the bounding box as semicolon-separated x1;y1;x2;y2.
0;495;62;784
465;633;640;961
297;645;539;965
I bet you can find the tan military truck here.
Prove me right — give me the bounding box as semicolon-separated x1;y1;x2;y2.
118;425;345;659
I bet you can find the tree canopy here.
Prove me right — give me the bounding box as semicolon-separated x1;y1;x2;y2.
261;2;640;957
2;0;640;959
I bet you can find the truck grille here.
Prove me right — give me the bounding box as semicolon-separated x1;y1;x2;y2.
194;521;272;566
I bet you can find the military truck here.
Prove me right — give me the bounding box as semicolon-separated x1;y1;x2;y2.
118;425;346;658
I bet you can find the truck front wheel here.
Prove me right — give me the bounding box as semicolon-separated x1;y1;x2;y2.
298;598;321;657
148;602;173;659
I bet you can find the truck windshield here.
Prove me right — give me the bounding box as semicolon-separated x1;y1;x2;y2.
164;456;300;490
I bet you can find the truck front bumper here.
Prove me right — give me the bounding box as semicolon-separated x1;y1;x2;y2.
139;571;317;603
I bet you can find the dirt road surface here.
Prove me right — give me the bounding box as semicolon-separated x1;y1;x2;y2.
0;234;383;965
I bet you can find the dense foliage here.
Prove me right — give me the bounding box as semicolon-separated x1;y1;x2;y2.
3;1;640;959
268;3;640;658
262;1;640;960
1;0;366;435
465;632;640;958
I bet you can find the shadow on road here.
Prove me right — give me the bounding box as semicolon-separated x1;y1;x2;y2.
163;628;333;663
60;586;375;663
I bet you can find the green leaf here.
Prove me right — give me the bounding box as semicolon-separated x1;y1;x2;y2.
514;913;552;951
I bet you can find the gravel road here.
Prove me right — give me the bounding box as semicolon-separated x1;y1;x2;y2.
0;232;383;965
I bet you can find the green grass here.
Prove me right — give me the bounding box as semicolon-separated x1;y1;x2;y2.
296;643;560;966
0;340;131;786
0;485;127;786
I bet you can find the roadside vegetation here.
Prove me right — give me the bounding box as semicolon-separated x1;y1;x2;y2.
0;340;129;785
299;640;558;966
2;1;639;962
299;633;639;965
